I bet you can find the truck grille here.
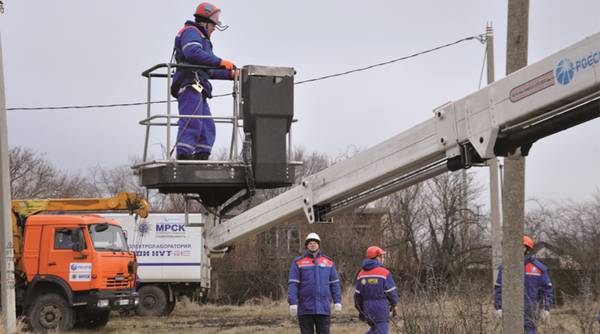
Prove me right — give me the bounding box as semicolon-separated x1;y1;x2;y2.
106;276;130;288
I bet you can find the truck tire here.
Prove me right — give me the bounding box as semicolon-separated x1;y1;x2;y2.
27;293;75;332
136;285;168;316
76;310;110;329
163;299;176;316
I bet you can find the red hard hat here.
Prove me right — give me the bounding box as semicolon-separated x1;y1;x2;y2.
194;2;223;26
367;246;385;259
523;235;535;249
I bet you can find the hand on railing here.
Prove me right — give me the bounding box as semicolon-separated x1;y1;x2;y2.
220;60;236;71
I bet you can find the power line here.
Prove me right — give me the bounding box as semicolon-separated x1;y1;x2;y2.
295;35;484;85
7;34;484;112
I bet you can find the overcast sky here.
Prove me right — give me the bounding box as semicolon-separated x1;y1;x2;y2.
2;0;600;204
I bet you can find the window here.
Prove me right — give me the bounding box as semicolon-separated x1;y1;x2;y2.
54;228;85;250
88;223;129;252
287;229;300;253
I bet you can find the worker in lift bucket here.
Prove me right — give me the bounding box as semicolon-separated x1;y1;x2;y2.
171;2;236;160
288;233;342;334
354;246;399;334
494;235;554;334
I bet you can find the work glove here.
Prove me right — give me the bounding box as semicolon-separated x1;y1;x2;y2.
541;310;550;322
391;305;399;317
495;309;502;320
220;59;236;70
289;305;298;317
334;303;342;312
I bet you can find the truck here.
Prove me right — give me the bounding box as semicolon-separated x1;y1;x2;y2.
7;192;148;331
100;213;209;316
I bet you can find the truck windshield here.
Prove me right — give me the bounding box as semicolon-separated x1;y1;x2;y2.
88;223;129;252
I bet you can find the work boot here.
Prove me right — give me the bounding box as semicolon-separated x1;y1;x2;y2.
176;153;195;160
195;152;210;160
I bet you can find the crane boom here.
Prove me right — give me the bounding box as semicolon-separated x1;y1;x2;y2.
11;192;149;219
205;32;600;251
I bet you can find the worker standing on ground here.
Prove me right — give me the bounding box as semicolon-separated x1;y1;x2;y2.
288;233;342;334
354;246;399;334
494;235;554;334
171;2;236;160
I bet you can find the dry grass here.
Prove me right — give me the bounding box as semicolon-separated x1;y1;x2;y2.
4;290;599;333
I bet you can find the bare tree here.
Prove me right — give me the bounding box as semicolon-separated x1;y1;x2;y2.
378;170;489;285
9;147;93;199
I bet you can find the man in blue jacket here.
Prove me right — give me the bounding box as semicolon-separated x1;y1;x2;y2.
494;236;554;334
288;233;342;334
354;246;399;334
171;2;236;160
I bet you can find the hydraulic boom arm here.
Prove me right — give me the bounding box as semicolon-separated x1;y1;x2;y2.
205;32;600;251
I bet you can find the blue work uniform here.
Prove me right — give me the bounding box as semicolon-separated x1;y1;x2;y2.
494;256;554;334
354;259;399;334
288;250;342;315
171;21;233;156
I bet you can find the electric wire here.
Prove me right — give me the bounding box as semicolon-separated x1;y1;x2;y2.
478;46;488;89
7;34;485;111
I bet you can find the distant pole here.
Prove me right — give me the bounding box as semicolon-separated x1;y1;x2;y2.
502;1;529;334
486;23;503;286
486;23;502;286
0;29;17;332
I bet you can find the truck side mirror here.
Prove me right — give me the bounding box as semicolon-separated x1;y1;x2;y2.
71;228;85;252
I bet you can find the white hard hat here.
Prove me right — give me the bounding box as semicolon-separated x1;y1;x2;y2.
305;232;320;245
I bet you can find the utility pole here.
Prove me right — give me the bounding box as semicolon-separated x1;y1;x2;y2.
486;23;503;287
502;1;529;334
0;31;17;332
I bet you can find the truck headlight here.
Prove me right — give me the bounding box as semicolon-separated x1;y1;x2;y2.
97;299;110;308
134;297;140;305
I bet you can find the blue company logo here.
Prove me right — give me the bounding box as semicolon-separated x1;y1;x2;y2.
556;51;600;86
137;221;150;237
555;59;574;85
70;263;78;271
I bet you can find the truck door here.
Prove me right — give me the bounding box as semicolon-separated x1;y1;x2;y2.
39;226;93;291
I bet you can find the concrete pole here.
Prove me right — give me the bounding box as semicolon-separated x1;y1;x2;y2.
486;24;503;286
0;32;17;333
502;1;529;334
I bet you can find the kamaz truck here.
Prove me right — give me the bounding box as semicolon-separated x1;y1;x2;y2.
7;192;148;331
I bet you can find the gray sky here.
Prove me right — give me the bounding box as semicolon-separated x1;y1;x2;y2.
2;0;600;204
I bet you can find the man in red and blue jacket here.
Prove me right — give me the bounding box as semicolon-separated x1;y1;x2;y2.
354;246;399;334
288;233;342;334
171;2;236;160
494;236;554;334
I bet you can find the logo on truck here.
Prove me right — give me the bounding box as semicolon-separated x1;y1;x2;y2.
556;59;575;85
155;223;186;237
555;51;600;86
137;220;150;237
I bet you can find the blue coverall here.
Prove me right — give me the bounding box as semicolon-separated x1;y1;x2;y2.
288;250;342;334
494;256;554;334
171;21;232;157
354;259;399;334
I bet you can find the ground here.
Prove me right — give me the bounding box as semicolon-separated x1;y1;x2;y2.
7;297;598;333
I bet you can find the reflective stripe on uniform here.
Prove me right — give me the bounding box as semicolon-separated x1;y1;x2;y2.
384;286;397;293
177;143;195;149
183;41;203;50
357;274;387;280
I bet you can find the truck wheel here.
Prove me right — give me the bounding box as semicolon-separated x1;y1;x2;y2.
136;285;168;316
163;299;176;316
27;293;75;332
